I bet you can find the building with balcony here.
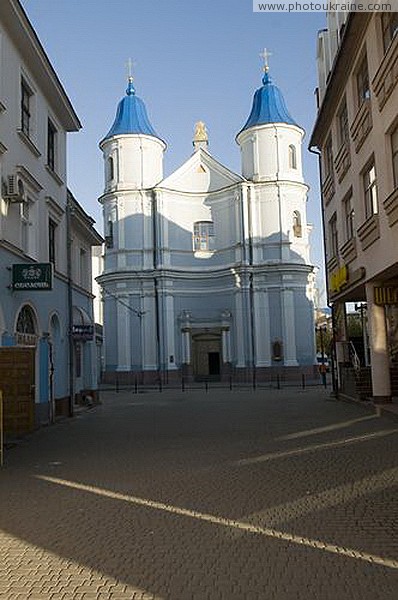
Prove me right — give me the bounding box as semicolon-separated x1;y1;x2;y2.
0;0;102;433
310;11;398;402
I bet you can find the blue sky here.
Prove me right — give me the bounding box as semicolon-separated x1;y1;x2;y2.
21;0;327;299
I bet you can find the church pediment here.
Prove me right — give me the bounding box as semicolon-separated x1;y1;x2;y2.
159;148;244;193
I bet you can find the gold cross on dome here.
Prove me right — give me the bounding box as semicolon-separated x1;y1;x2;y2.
260;48;272;72
126;57;135;81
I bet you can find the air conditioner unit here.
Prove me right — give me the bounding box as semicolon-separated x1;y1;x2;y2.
5;175;25;203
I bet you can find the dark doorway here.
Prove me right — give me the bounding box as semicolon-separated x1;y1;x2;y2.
208;352;220;375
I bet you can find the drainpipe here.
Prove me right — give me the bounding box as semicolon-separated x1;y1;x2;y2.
66;196;74;417
247;184;256;387
152;190;162;384
272;125;283;262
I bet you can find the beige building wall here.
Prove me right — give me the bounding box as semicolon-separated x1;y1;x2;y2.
311;11;398;402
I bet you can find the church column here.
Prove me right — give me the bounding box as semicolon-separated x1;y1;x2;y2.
117;199;126;269
165;292;177;370
366;282;391;402
221;310;232;364
142;288;157;370
116;294;131;371
253;289;271;366
182;328;191;364
180;311;192;365
282;288;298;366
221;328;230;363
235;289;246;367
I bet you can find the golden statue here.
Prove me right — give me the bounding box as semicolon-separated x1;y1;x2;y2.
194;121;208;143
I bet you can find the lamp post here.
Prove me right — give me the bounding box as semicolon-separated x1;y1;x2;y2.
316;325;327;362
316;325;327;387
355;302;368;366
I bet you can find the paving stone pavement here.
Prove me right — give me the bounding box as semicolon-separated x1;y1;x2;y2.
0;387;398;599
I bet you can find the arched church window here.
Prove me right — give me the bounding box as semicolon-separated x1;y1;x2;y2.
193;221;214;252
107;156;114;181
272;340;283;361
15;304;37;346
293;211;302;237
105;219;114;248
289;144;297;169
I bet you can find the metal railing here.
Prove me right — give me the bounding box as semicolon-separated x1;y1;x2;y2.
102;372;330;394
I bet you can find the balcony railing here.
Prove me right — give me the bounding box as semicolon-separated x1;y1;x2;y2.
350;98;372;153
383;187;398;227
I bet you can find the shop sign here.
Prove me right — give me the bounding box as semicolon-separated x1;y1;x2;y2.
330;265;348;293
12;263;53;290
374;286;398;306
72;324;94;341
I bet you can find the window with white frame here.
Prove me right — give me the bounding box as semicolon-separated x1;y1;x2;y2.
324;136;334;180
337;99;349;147
343;193;354;241
288;144;297;169
329;213;338;258
381;12;398;53
363;162;378;219
20;199;30;254
47;119;57;171
21;77;32;137
356;54;370;107
392;125;398;188
48;218;57;265
193;221;214;252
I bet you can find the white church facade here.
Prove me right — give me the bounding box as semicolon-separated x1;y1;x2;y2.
97;65;316;383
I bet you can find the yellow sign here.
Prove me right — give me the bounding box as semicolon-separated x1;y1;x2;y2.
374;286;398;305
330;265;348;293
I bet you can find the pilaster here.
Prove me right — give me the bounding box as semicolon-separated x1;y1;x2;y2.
282;288;298;366
366;282;391;402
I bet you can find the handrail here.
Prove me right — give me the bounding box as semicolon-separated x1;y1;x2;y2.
349;341;361;372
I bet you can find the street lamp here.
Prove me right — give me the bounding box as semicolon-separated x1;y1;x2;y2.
315;325;327;387
354;302;368;366
316;325;327;363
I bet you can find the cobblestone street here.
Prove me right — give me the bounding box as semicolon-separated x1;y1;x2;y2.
1;387;397;599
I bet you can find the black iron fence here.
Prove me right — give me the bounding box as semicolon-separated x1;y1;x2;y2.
101;372;330;394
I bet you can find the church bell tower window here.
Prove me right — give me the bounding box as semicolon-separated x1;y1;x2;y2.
105;219;114;248
107;156;114;181
193;221;214;252
293;211;302;237
289;144;297;169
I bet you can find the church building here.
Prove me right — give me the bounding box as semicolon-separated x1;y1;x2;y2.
97;60;316;383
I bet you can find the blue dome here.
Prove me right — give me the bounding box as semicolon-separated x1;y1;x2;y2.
103;79;160;141
240;71;297;133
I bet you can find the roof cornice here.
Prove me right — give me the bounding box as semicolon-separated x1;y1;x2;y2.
0;0;81;131
310;12;372;149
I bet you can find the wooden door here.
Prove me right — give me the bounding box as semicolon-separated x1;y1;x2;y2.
0;348;35;435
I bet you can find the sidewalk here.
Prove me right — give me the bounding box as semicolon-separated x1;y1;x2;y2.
1;387;397;599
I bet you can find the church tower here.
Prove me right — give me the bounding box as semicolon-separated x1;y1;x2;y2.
236;69;304;185
99;77;166;192
236;55;311;267
235;53;313;367
98;77;166;375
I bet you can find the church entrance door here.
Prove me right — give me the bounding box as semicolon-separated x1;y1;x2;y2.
208;352;220;375
192;332;221;380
